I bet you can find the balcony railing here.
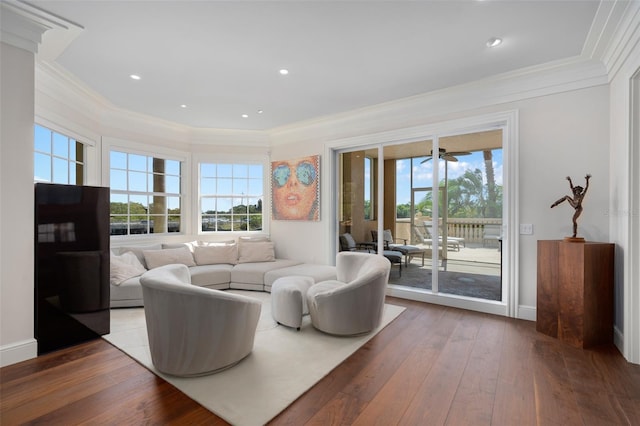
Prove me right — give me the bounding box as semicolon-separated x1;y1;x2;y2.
395;218;502;246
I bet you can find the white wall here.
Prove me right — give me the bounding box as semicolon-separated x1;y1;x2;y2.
516;87;610;307
0;42;38;366
269;143;333;265
608;23;640;362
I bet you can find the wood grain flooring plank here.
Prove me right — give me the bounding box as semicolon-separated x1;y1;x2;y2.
339;302;447;403
269;297;421;425
22;367;159;425
350;308;455;425
443;312;505;426
491;319;538;425
303;391;368;426
0;339;111;384
562;345;636;425
0;348;132;423
398;308;480;425
529;339;583;425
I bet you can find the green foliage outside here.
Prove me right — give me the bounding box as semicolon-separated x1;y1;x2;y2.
396;168;503;219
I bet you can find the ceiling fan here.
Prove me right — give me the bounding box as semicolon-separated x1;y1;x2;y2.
420;148;471;163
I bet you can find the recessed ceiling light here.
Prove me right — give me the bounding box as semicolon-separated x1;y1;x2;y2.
279;69;289;75
486;37;502;48
242;114;249;118
180;104;187;108
257;110;264;114
130;74;141;80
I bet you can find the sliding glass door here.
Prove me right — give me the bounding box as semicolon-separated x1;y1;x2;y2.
335;127;506;307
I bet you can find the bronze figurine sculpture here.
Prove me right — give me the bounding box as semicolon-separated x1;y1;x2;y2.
551;174;591;239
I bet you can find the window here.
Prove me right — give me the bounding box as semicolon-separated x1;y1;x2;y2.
200;163;263;232
110;150;182;235
34;124;85;184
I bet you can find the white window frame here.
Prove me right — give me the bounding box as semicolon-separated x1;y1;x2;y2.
103;137;189;239
34;122;93;185
194;153;270;235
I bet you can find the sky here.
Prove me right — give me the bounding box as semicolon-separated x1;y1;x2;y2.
365;150;504;206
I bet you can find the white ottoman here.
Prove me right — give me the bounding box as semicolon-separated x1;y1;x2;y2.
270;276;315;330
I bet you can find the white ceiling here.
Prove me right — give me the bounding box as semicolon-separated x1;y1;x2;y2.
27;0;614;131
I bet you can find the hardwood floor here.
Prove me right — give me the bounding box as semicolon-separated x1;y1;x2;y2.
2;297;639;425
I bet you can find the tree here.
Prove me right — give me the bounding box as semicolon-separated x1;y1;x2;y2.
396;202;411;218
445;167;504;219
483;150;500;217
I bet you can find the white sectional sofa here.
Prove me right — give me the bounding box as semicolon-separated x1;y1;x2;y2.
110;238;336;308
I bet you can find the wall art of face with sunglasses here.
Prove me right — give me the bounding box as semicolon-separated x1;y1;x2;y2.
271;155;320;221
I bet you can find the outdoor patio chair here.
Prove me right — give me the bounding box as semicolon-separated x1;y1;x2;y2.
339;233;373;253
421;223;464;251
483;224;502;249
340;232;401;276
371;229;426;266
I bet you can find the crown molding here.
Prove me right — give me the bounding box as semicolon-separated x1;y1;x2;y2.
1;1;48;53
1;0;82;56
582;0;626;60
269;56;608;146
600;0;640;81
36;61;111;109
189;128;269;147
36;61;269;147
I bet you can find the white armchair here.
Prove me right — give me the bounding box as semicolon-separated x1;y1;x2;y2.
306;252;390;336
140;264;262;377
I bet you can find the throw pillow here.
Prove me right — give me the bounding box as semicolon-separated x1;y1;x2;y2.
110;251;147;286
193;244;238;265
238;240;275;263
162;241;199;252
115;244;162;268
238;236;270;243
198;239;236;246
143;247;196;269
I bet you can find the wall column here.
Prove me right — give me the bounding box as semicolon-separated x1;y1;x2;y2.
0;4;48;366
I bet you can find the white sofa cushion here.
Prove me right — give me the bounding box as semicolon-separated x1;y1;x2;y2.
110;251;147;285
189;264;234;287
116;243;162;268
193;244;238;265
110;275;144;307
162;241;199;252
238;240;275;263
231;259;302;285
263;263;337;291
143;247;196;269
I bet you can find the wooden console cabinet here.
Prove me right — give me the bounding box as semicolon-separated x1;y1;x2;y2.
536;240;614;348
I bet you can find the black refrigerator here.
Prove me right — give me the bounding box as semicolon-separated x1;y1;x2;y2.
34;183;110;355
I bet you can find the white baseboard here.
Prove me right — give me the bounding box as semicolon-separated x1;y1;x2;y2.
0;339;37;368
517;304;536;321
614;325;624;355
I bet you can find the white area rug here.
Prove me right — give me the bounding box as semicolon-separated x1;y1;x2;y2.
104;291;405;426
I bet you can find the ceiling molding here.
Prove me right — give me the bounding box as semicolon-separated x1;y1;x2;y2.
36;61;269;148
189;128;269;147
268;57;608;146
1;1;49;53
582;0;625;60
600;0;640;81
1;0;82;57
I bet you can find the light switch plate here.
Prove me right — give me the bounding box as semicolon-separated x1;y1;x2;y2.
520;223;534;235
